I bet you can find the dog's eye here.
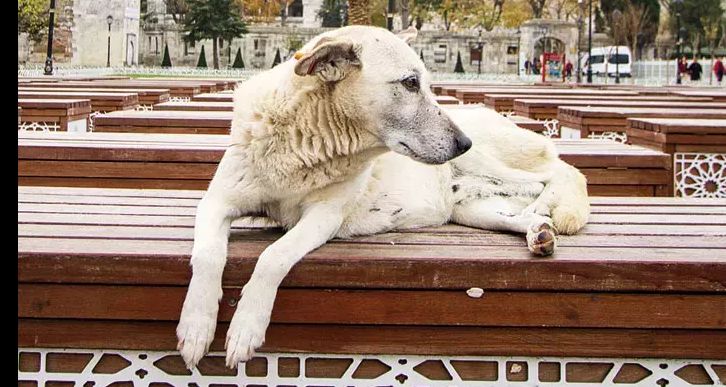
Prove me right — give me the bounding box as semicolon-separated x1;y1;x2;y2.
400;76;419;92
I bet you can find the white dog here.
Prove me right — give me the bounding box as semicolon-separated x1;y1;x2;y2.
176;25;590;369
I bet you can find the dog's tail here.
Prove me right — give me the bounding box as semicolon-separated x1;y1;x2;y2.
548;160;590;235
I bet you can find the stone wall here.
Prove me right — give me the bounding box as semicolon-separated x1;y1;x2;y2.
71;0;140;66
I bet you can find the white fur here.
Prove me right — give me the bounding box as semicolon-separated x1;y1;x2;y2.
177;26;590;369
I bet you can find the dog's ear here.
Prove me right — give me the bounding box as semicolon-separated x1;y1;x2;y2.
294;37;361;82
397;26;418;44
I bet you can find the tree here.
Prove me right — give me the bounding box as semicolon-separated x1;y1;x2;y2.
184;0;248;69
161;43;173;67
501;0;533;28
550;0;580;21
197;44;208;67
317;0;346;27
232;47;245;68
527;0;548;18
271;48;282;67
18;0;50;41
602;0;659;58
454;51;465;73
163;0;190;23
349;0;371;24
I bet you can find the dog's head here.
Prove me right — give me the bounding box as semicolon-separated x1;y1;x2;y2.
293;26;471;164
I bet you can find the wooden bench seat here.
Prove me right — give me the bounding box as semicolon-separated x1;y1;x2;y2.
486;94;714;113
18;91;139;112
18;132;671;196
17;81;201;99
18;99;91;132
17;186;726;385
626;118;726;198
515;99;725;120
154;101;234;111
455;89;639;105
191;92;233;102
93;110;232;134
18;87;171;107
558;106;726;143
670;90;726;102
136;77;238;91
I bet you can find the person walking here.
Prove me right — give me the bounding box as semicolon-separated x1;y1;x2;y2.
564;60;573;81
678;56;688;83
714;57;724;85
524;59;531;75
688;57;703;82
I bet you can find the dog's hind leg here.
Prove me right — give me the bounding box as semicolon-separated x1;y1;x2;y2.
224;193;349;368
451;197;556;256
177;147;261;370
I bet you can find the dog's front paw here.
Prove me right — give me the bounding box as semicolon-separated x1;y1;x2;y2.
176;308;218;369
526;219;556;257
225;306;269;367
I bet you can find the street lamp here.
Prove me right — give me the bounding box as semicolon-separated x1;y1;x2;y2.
477;26;483;75
43;0;57;75
106;15;113;67
674;0;683;84
586;0;593;83
577;0;585;83
612;9;622;84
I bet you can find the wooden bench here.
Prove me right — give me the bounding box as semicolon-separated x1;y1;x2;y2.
18;99;91;132
627;118;726;198
515;99;725;121
17;81;201;99
17;91;139;113
18;186;726;386
136;77;239;91
93;110;232;134
484;94;713;113
154;101;233;112
191;93;233;102
18;87;171;108
670;90;726;102
558;106;726;143
455;89;639;105
18;132;671;196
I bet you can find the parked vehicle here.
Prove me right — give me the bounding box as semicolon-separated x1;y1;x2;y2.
580;46;632;78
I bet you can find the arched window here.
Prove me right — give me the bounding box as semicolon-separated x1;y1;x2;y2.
289;0;303;17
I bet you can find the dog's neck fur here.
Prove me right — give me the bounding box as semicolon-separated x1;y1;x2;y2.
230;63;388;197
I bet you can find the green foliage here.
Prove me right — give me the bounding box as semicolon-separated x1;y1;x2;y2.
232;47;245;68
285;36;304;52
184;0;247;44
317;0;347;27
161;44;172;67
454;51;465;73
197;45;208;67
18;0;50;40
600;0;660;46
662;0;725;56
271;48;282;68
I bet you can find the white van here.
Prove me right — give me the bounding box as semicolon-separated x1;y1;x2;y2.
580;46;632;78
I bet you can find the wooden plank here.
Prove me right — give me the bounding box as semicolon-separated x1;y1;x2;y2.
19;319;726;359
19;284;726;329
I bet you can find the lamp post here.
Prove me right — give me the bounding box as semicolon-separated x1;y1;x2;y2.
612;9;622;84
577;0;585;83
106;15;113;67
43;0;56;75
386;0;394;30
587;0;593;83
674;0;683;84
477;26;483;75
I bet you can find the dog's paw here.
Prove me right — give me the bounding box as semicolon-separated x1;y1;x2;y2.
521;200;551;217
224;304;269;368
527;220;556;257
176;309;218;370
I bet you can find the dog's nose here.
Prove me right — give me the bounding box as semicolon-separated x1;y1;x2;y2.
454;134;472;156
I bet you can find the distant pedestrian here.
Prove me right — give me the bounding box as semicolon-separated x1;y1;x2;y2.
524;59;531;75
714;57;724;85
564;60;573;80
688;57;703;82
678;56;688;81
